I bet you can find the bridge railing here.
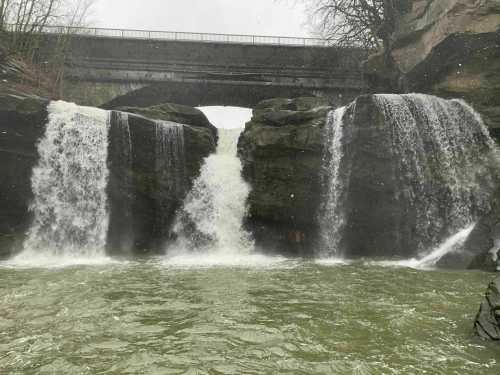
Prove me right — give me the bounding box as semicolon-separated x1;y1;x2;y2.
5;24;331;47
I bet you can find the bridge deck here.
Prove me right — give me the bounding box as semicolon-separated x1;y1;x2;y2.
7;24;331;47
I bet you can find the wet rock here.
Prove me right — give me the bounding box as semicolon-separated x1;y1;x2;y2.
237;97;331;255
107;111;216;255
112;102;218;140
475;277;500;340
0;93;48;259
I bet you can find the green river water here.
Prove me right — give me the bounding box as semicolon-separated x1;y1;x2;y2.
1;257;499;374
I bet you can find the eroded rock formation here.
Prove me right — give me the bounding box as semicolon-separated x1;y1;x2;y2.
238;97;331;255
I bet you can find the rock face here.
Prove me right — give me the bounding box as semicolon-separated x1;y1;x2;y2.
0;93;216;258
387;0;500;136
0;93;48;258
238;97;331;255
475;277;500;340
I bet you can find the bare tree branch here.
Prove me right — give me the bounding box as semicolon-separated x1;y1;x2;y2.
305;0;395;50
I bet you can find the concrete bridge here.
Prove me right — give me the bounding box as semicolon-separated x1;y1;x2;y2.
35;26;369;108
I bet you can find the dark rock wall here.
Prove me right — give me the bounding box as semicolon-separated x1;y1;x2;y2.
0;94;48;258
238;97;331;255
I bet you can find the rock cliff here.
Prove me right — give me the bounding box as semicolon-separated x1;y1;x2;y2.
0;94;48;258
377;0;500;136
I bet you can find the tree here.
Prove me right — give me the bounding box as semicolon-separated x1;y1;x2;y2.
0;0;94;56
0;0;95;98
306;0;397;51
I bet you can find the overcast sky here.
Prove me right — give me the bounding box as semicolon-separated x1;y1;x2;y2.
91;1;310;129
92;0;311;37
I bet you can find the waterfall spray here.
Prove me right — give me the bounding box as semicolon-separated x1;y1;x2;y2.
16;101;110;262
171;128;254;256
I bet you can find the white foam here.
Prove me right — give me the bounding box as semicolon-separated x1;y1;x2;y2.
1;253;123;269
162;251;289;269
315;257;351;266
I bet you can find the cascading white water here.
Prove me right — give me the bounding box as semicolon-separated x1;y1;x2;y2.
14;101;111;263
319;106;347;257
171;128;254;257
154;120;186;238
319;94;498;261
155;120;185;198
374;94;497;253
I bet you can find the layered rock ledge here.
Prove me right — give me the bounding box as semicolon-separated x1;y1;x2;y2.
238;97;331;255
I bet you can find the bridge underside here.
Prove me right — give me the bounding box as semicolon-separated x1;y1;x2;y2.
62;79;363;109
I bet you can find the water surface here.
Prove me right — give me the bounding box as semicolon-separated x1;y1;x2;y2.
0;259;499;374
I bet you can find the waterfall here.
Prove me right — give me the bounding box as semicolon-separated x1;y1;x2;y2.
319;94;498;258
318;106;348;257
154;120;186;239
107;111;134;254
374;94;497;252
16;101;110;262
171;128;254;256
155;120;185;198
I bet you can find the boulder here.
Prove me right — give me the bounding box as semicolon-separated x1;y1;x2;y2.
237;97;332;255
475;277;500;340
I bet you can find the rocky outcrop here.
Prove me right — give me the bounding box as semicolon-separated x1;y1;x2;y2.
238;97;331;255
475;277;500;340
378;0;500;136
391;0;500;74
0;93;216;258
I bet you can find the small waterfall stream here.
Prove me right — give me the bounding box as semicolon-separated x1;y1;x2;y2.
169;128;255;262
319;106;347;257
15;101;111;263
